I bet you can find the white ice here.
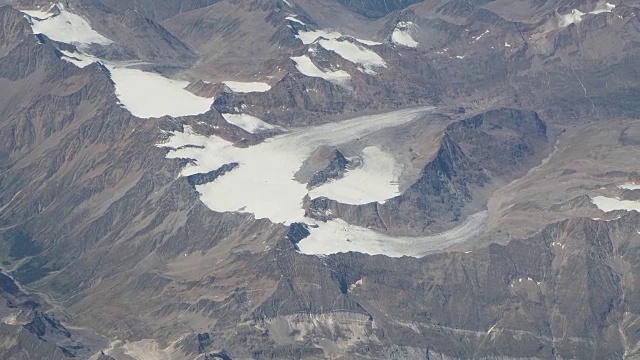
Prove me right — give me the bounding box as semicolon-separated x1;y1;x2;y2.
308;146;401;205
23;5;112;46
391;22;418;48
591;196;640;212
223;81;271;93
318;38;386;74
297;211;489;258
291;55;351;86
221;113;284;134
619;183;640;190
159;107;432;224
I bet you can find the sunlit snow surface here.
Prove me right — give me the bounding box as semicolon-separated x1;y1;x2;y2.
308;147;401;205
22;4;112;46
222;81;271;93
221;113;284;134
291;55;351;86
160;107;432;224
391;22;419;48
558;9;586;27
620;183;640;190
590;2;616;15
317;38;386;74
298;211;489;257
296;29;380;46
21;5;214;118
591;196;640;212
109;67;214;118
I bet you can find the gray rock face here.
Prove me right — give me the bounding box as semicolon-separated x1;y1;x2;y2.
308;150;349;189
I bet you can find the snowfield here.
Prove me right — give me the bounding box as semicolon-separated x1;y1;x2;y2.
60;51;214;118
108;66;214;118
308;146;402;205
291;55;352;86
391;22;419;48
223;81;271;93
296;29;380;46
620;183;640;190
22;4;112;46
318;38;386;74
221;113;284;134
591;196;640;212
159;107;433;224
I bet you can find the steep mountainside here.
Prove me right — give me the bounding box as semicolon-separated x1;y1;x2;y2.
0;0;639;359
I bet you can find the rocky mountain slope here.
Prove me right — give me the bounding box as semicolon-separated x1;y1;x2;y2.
0;0;638;359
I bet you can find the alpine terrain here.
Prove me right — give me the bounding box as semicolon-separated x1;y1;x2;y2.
0;0;639;358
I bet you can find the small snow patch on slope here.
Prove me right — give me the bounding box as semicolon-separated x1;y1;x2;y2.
291;55;351;86
308;146;401;205
296;29;380;46
620;183;640;190
286;16;305;25
392;22;418;48
22;4;112;46
221;113;284;134
558;9;585;27
318;38;386;74
590;2;615;15
223;81;271;93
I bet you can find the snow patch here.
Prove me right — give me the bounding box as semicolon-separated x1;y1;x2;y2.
286;16;305;25
317;38;386;74
22;5;112;47
109;66;214;118
590;2;616;15
391;22;418;48
308;146;401;205
296;29;380;46
291;55;351;86
620;183;640;190
558;9;585;27
591;196;640;212
221;113;284;134
223;81;271;93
